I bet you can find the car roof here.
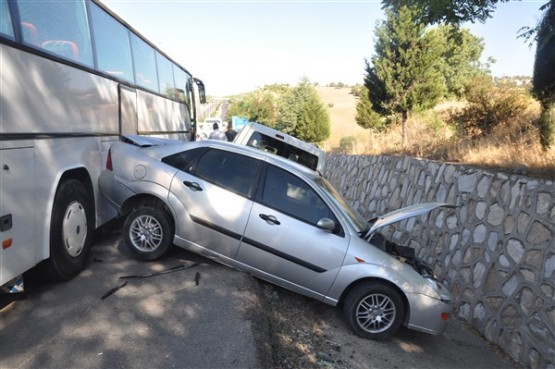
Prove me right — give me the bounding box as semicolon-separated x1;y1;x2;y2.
129;139;321;178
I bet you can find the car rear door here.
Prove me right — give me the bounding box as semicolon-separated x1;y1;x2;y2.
168;148;261;259
236;164;350;297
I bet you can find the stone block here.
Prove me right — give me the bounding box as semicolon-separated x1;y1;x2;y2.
458;173;478;193
527;221;552;244
487;204;505;227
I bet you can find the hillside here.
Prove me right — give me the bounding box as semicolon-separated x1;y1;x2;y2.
316;86;555;178
317;86;368;151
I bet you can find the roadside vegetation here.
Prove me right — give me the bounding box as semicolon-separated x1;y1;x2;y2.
226;1;554;178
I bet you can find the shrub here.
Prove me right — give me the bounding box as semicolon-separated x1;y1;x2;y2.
339;136;356;153
450;76;529;138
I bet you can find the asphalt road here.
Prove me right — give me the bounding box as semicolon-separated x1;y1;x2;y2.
1;229;520;369
0;229;265;369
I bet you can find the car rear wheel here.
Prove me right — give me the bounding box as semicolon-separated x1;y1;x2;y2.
123;206;173;261
343;282;405;340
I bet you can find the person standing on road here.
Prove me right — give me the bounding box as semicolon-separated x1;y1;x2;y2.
208;123;227;141
225;122;238;142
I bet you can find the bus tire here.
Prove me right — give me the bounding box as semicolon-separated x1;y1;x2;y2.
123;206;173;261
46;179;93;281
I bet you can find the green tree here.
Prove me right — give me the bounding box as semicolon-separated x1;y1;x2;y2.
382;0;554;148
365;5;445;146
382;0;507;24
278;79;330;144
532;1;555;149
429;26;486;98
355;86;387;131
226;88;280;127
227;81;330;144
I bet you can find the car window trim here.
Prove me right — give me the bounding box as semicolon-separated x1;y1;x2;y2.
192;148;262;200
256;163;345;237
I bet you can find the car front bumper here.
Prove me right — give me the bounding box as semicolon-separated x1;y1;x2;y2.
405;292;451;335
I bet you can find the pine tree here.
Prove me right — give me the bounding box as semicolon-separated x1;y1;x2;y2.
294;82;331;144
355;86;386;131
365;6;445;146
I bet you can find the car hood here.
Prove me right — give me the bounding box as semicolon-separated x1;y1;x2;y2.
363;202;455;240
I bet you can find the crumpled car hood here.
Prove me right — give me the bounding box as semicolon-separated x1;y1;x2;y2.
364;202;456;240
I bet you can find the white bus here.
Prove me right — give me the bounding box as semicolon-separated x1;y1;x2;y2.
0;0;206;291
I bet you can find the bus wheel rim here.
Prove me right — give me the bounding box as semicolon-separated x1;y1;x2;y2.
62;201;87;257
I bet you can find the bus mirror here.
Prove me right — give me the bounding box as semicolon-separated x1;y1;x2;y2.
198;85;206;104
194;78;206;104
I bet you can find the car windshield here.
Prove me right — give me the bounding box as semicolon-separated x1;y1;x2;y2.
312;176;369;233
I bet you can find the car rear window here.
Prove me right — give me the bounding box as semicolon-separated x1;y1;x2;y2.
247;132;318;171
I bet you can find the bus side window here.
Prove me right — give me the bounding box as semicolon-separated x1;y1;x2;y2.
0;0;15;39
21;22;38;45
18;0;94;67
90;2;134;83
42;40;79;61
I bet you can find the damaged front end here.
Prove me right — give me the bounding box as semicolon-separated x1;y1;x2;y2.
368;232;435;278
363;202;456;281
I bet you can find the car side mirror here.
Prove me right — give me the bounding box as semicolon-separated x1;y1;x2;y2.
317;218;336;233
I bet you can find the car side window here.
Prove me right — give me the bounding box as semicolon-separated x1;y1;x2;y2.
195;149;259;197
262;165;332;226
162;148;204;173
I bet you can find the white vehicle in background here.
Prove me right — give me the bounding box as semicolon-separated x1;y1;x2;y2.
233;122;327;173
0;0;206;296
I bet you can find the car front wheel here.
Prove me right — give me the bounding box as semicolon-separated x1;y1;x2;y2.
343;282;405;340
123;206;173;261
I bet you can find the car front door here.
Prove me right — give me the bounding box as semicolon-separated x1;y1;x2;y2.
236;164;350;298
168;148;260;259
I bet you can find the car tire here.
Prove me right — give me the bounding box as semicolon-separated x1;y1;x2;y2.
123;206;173;261
47;179;93;281
343;282;405;340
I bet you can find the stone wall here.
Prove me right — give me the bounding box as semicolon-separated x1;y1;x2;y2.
323;154;555;369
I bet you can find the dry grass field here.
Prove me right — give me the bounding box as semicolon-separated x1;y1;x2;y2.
317;86;555;178
317;86;368;151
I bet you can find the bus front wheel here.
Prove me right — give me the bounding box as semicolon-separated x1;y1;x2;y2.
46;179;93;281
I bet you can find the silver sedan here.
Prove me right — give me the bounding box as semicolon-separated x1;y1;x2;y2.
99;136;453;339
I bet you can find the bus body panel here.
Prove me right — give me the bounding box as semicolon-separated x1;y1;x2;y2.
0;145;38;285
1;45;119;135
120;85;138;136
0;0;203;287
137;90;192;141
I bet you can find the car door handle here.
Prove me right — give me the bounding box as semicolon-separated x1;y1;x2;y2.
259;213;280;225
183;181;203;191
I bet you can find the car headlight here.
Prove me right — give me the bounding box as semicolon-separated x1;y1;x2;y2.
425;278;452;303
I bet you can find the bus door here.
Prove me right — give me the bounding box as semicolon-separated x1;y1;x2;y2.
0;142;37;286
119;84;138;135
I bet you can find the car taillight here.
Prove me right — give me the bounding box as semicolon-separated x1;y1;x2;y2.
106;149;113;171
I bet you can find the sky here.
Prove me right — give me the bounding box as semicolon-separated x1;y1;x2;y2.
101;0;546;97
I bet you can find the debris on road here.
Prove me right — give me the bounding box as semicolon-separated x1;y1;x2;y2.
100;281;127;300
118;263;198;280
